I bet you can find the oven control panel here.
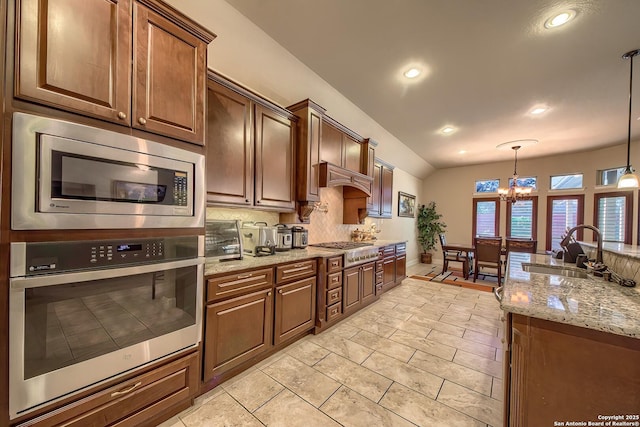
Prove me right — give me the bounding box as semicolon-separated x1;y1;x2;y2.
18;236;200;276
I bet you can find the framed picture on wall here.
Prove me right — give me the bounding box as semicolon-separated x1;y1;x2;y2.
398;192;416;217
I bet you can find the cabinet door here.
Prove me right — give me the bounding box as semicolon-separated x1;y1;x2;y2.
16;0;132;123
320;122;343;166
368;162;382;216
133;1;207;144
343;134;361;172
204;289;273;381
380;166;394;218
254;104;295;210
383;256;395;289
206;81;253;206
343;266;361;314
360;262;376;304
395;254;406;282
274;277;316;345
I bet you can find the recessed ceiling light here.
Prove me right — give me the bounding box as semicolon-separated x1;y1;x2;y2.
530;107;548;115
544;10;576;28
440;126;456;135
458;150;466;154
403;68;421;79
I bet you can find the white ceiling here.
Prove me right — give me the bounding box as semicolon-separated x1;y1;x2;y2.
224;0;640;169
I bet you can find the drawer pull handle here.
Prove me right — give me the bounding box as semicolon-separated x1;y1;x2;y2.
237;273;252;279
279;289;283;294
331;276;339;282
111;381;142;397
283;266;308;274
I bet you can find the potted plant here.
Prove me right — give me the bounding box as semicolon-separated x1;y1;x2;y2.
417;201;446;263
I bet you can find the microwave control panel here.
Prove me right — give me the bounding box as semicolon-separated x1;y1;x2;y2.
173;172;188;206
20;236;199;276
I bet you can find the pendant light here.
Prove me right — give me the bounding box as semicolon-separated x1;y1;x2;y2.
617;48;640;188
497;140;537;204
498;146;532;204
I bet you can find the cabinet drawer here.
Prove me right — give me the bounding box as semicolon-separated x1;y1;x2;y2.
327;271;343;290
396;243;406;254
276;260;317;283
327;256;343;273
376;260;383;271
326;302;342;322
207;268;274;302
20;351;199;427
326;287;342;306
375;271;383;285
382;245;396;257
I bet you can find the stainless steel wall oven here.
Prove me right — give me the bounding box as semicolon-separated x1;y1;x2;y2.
11;112;205;230
9;235;204;419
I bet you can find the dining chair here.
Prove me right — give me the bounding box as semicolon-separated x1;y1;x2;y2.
473;237;503;284
505;238;537;254
439;233;472;279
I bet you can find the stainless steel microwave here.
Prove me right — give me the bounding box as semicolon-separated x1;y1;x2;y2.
12;113;204;230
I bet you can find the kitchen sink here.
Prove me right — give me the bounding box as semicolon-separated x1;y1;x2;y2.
521;263;590;279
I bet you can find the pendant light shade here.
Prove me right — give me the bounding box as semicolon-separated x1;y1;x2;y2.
617;48;640;189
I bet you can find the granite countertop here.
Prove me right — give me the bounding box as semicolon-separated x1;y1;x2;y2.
501;252;640;339
205;239;407;276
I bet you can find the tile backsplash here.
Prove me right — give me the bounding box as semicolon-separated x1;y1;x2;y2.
206;187;380;244
582;247;640;294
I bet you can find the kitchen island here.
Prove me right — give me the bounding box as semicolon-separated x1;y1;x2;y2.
500;252;640;427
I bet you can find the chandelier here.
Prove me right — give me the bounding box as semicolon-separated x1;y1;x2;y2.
498;145;532;204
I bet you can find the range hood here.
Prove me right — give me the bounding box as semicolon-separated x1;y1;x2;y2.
319;162;372;197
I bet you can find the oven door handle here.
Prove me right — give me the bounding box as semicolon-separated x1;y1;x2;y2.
10;257;204;290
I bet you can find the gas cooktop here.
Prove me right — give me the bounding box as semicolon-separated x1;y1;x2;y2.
309;241;379;267
309;241;373;249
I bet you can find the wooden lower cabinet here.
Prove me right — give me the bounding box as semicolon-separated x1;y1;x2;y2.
274;276;316;344
395;243;406;282
203;289;273;382
343;266;361;313
343;262;376;315
505;314;640;426
16;351;199;427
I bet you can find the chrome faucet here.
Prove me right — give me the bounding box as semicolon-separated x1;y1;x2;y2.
560;224;603;264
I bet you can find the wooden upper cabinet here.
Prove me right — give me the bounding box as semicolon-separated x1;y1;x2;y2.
206;73;295;212
320;122;343;166
15;0;132;123
287;99;325;203
368;162;382;214
343;134;361;173
15;0;214;145
380;165;394;217
133;1;208;144
255;104;296;210
368;159;394;218
206;80;253;206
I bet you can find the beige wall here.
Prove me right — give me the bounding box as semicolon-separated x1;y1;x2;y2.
423;142;640;262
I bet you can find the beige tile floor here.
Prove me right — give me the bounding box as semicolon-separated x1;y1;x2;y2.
159;264;504;427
